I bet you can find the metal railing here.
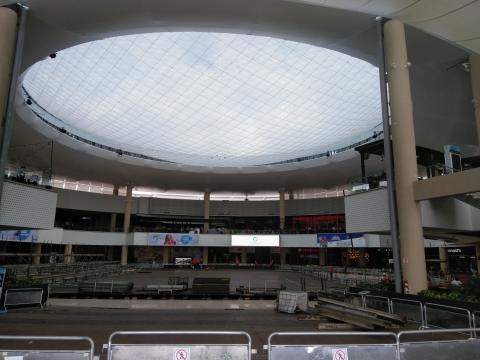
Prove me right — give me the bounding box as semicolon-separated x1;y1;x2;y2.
423;302;472;332
108;331;252;360
343;290;476;333
390;298;425;328
268;329;480;360
0;335;95;360
268;331;398;360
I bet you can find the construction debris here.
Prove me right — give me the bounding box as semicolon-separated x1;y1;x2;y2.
314;296;406;330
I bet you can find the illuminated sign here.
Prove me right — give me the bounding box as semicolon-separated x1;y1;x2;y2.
231;235;279;247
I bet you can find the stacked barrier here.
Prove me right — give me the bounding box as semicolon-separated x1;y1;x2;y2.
0;329;479;359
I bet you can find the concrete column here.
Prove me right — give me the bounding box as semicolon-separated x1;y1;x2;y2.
288;190;294;200
384;20;428;294
32;243;42;265
476;245;480;275
110;185;119;232
319;248;327;266
439;247;449;274
280;248;287;266
163;246;170;264
202;247;209;265
64;244;73;264
121;185;133;266
0;8;17;137
203;190;210;233
470;54;480;145
241;248;248;264
279;189;286;231
358;248;366;268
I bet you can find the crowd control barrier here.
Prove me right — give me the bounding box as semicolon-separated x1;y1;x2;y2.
107;331;251;360
268;332;398;360
0;335;94;360
397;328;480;360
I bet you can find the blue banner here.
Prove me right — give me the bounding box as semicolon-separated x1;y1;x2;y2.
0;267;5;288
317;233;363;247
147;233;200;246
0;230;39;242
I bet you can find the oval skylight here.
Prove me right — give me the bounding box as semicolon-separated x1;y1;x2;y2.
22;32;381;167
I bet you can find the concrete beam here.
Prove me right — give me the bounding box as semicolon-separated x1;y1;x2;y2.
414;167;480;201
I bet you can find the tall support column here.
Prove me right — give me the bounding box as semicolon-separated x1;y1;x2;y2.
384;20;427;294
163;246;170;264
241;248;248;264
475;245;480;275
280;248;287;266
64;244;73;264
33;243;42;265
279;189;286;231
203;190;210;233
0;5;27;199
288;190;294;200
202;247;209;265
378;18;402;293
319;248;327;266
439;247;449;274
110;185;119;232
121;185;133;266
470;54;480;145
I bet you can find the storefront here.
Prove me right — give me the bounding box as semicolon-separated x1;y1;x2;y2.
447;247;477;274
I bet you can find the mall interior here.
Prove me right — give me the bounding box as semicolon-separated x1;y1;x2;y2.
0;0;480;358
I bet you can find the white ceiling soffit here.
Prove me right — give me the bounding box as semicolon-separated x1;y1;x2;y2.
5;0;477;191
298;0;480;55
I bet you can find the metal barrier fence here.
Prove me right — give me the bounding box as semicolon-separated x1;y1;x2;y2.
268;330;480;360
3;287;46;309
342;291;476;332
107;331;251;360
423;302;472;331
397;328;480;360
0;335;94;360
364;294;391;313
268;332;398;360
390;298;424;328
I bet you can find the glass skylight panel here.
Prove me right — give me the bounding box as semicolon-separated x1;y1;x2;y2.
23;32;381;167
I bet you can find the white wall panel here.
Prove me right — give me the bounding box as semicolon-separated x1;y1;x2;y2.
280;234;317;247
199;234;231;247
345;188;390;233
148;198;203;216
421;198;480;231
0;181;57;229
38;228;63;244
62;229;127;245
286;197;344;216
55;188;136;213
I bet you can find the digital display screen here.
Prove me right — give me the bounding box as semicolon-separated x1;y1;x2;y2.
231;235;280;247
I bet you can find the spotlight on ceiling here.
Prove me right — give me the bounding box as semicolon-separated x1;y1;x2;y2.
49;53;57;59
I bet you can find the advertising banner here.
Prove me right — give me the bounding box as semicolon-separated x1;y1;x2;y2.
231;235;280;247
0;267;5;288
317;233;363;248
0;230;39;242
147;233;199;246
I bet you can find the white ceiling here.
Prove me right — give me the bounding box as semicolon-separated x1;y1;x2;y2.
23;31;381;167
3;0;479;190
